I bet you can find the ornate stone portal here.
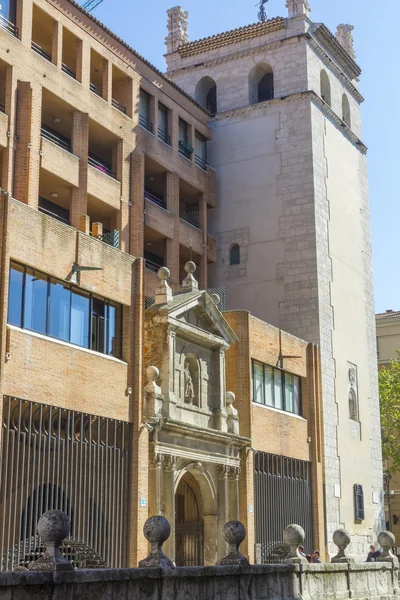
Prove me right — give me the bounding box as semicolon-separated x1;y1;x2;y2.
144;264;248;565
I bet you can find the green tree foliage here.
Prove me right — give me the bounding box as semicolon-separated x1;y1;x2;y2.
379;353;400;473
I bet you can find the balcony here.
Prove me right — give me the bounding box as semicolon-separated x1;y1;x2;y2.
181;205;200;229
139;114;153;133
62;64;77;80
179;218;203;255
41;137;79;187
111;98;127;115
207;235;217;263
88;155;116;180
41;126;72;153
32;41;52;62
144;188;165;209
145;258;164;274
90;82;102;98
158;128;171;146
0;15;18;37
88;162;120;211
179;140;193;160
91;229;120;249
195;155;207;171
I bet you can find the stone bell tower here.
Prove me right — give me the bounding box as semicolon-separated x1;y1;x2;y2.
165;0;384;557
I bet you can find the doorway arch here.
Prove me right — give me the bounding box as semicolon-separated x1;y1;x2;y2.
175;473;204;566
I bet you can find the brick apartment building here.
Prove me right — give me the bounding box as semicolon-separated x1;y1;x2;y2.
0;0;326;569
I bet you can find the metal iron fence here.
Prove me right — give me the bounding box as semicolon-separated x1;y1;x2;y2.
254;452;314;564
0;397;131;571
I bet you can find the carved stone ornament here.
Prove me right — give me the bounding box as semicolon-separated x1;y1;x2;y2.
184;361;195;404
139;516;175;569
163;454;177;472
331;529;354;563
283;524;308;564
286;0;311;18
28;510;73;572
377;531;399;564
220;521;250;566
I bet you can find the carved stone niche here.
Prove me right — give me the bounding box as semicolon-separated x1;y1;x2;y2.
144;282;238;432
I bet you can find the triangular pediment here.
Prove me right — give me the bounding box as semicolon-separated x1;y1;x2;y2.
178;305;222;337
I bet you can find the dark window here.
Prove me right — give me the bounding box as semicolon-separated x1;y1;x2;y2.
194;132;207;170
39;197;70;225
354;484;365;521
158;103;170;145
179;118;193;159
139;89;152;132
8;263;23;326
8;262;122;358
206;85;217;115
230;244;240;265
252;360;302;416
258;73;274;102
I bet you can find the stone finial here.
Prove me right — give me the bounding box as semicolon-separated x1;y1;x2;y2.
144;366;163;418
210;293;221;306
29;510;73;572
226;392;239;436
283;524;308;564
155;267;172;305
220;521;250;566
166;6;189;54
377;531;399;564
286;0;311;18
145;366;161;394
139;516;175;569
182;261;199;292
331;529;354;563
336;24;356;61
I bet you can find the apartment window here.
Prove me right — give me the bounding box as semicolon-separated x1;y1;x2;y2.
39;197;70;225
230;244;240;266
158;103;171;145
179;118;193;159
194;131;207;170
354;484;365;521
252;360;301;415
139;89;153;132
7;262;122;358
0;0;18;36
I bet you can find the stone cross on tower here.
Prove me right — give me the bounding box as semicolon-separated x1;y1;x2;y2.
336;24;356;61
165;6;189;54
286;0;311;18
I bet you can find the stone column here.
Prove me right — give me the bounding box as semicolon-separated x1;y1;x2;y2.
162;455;177;562
215;349;227;431
102;59;112;104
17;0;33;46
76;39;90;88
71;111;89;232
216;465;229;562
130;153;145;258
203;515;218;566
52;21;62;68
148;449;163;517
166;171;180;287
228;467;240;522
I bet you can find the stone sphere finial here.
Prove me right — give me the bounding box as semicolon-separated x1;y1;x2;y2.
210;293;221;306
220;521;250;566
184;261;196;274
28;510;73;572
139;516;175;569
226;391;235;406
283;524;308;564
157;266;170;281
377;531;398;564
146;365;160;383
331;529;353;563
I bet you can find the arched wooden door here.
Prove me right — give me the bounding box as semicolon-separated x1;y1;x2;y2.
175;476;204;566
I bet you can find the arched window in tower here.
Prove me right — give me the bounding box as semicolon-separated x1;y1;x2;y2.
320;70;331;106
249;63;274;104
195;76;217;115
230;244;240;266
342;94;351;128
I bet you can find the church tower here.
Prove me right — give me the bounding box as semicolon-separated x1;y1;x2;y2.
165;0;384;554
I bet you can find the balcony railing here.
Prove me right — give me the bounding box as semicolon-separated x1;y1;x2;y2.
32;41;52;62
0;103;5;114
179;140;193;159
158;128;171;146
88;155;117;180
90;82;102;98
41;125;72;153
62;64;76;80
91;229;120;249
195;154;207;171
139;114;153;133
0;15;18;37
144;188;165;209
181;205;200;229
145;258;164;274
111;98;127;114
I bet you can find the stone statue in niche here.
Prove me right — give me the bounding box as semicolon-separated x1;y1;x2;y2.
184;360;195;404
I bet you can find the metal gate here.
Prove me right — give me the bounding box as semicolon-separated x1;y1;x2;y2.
254;451;314;563
0;397;131;571
175;477;204;566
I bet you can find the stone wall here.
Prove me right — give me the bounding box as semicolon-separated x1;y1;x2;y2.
0;563;398;600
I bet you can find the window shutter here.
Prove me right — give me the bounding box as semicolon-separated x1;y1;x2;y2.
354;484;365;521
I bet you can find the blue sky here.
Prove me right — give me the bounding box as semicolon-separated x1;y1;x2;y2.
86;0;399;313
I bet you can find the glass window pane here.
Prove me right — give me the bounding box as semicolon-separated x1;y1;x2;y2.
70;290;89;348
179;118;188;143
195;132;206;160
253;361;264;404
107;303;121;358
158;103;168;133
8;263;24;327
139;90;150;120
91;296;105;353
285;372;294;413
49;279;71;341
24;268;48;334
264;366;274;407
274;369;283;410
294;376;301;415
